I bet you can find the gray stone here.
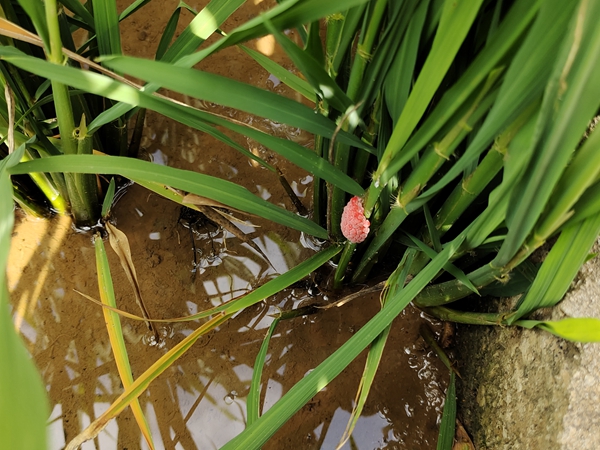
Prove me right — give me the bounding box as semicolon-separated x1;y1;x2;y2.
455;240;600;449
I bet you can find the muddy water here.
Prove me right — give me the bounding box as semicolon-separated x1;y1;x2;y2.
9;210;447;449
8;0;448;448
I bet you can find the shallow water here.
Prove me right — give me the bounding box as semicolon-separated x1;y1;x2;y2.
9;209;447;449
7;0;448;448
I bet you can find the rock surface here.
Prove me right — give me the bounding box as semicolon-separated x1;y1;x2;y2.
455;240;600;449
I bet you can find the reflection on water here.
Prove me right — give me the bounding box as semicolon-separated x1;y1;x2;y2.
9;201;447;449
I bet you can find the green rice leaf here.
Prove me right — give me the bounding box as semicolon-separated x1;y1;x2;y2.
0;145;48;450
65;245;340;447
509;211;600;323
154;4;183;61
0;48;362;196
177;0;370;66
16;0;50;49
92;0;121;56
375;0;540;197
496;0;600;266
537;123;600;237
99;55;368;150
437;372;456;450
60;0;95;28
247;317;280;426
160;0;246;62
563;180;600;229
383;0;428;123
517;318;600;343
404;232;479;295
93;234;155;449
91;0;247;127
373;0;484;189
221;234;465;450
118;0;152;21
338;250;417;449
101;177;116;218
9;154;329;238
239;45;316;102
264;20;354;115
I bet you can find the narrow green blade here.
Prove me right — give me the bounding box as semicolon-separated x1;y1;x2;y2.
510;211;600;322
239;45;316;101
92;0;121;56
436;372;456;450
0;146;48;450
94;234;155;448
221;234;465;450
9;154;329;239
99;55;367;149
517;318;600;343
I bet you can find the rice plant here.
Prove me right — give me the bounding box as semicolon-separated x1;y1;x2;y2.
2;0;600;448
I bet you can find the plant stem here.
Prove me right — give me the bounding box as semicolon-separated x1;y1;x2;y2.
45;0;97;225
332;241;356;288
421;306;508;325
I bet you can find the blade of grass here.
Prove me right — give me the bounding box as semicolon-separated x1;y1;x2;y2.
337;249;416;450
154;4;183;61
101;177;116;217
60;0;95;29
66;245;341;448
536;124;600;238
463;107;539;250
384;0;429;124
304;20;324;63
0;129;68;213
177;0;370;67
495;0;600;266
247;316;280;426
508;211;600;323
0;144;48;450
99;55;368;150
16;0;50;48
264;20;354;115
516;318;600;343
221;234;465;450
404;232;479;295
369;0;541;206
90;0;247;127
92;0;121;56
437;372;456;450
9;154;329;238
160;0;246;62
353;78;499;282
0;47;363;196
118;0;152;21
93;233;155;449
239;45;316;102
562;180;600;230
369;0;484;206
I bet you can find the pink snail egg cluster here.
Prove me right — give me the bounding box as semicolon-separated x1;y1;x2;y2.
340;196;370;244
